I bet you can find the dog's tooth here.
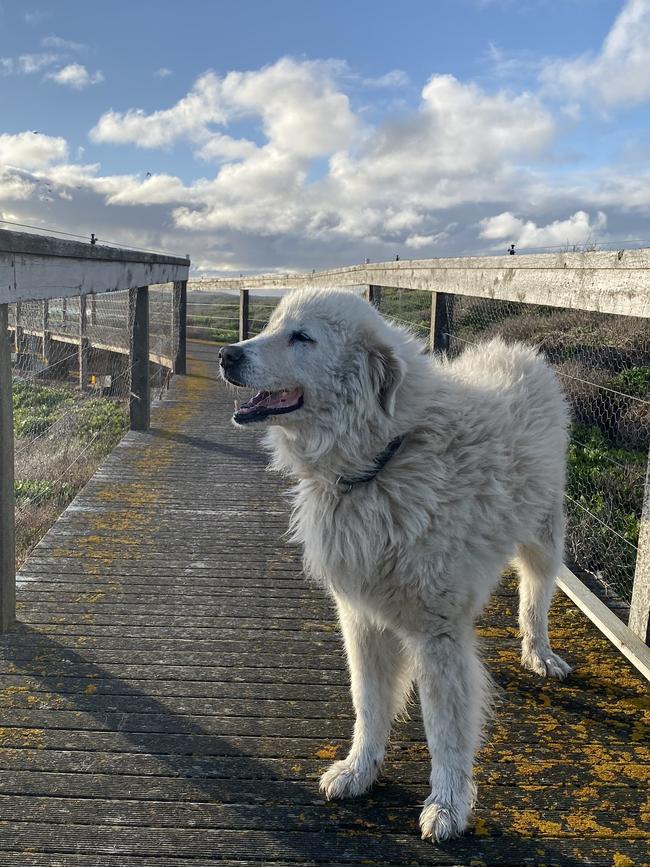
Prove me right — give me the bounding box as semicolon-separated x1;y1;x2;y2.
234;400;240;411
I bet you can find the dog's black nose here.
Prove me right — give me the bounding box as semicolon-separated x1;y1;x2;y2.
220;345;245;367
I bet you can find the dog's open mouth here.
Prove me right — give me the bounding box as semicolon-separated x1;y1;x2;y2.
233;388;304;424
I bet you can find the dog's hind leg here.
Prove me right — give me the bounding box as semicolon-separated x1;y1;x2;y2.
412;627;489;842
319;597;412;800
516;504;572;679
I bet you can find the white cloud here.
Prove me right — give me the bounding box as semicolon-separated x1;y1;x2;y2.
42;35;86;52
47;63;104;89
479;209;608;248
540;0;650;107
0;132;68;170
1;48;649;274
195;134;258;163
154;67;173;78
362;69;410;88
0;52;62;75
91;58;358;159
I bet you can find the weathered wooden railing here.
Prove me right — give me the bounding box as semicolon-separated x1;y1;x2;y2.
0;229;190;632
194;249;650;677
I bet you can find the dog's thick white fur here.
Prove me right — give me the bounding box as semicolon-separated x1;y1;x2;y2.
222;287;571;842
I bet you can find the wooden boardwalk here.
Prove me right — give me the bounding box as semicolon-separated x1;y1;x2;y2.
1;341;648;866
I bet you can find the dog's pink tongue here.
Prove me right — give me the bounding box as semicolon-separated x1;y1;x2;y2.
262;388;302;409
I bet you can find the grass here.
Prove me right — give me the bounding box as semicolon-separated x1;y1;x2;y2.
13;378;128;566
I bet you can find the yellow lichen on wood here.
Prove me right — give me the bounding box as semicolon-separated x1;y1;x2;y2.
314;744;339;760
0;728;45;748
511;809;564;836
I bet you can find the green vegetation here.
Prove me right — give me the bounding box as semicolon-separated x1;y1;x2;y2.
14;479;77;506
12;380;72;437
75;398;127;451
13;378;129;565
608;366;650;399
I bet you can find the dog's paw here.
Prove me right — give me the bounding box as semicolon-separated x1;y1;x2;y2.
521;644;571;679
419;795;470;843
319;758;378;800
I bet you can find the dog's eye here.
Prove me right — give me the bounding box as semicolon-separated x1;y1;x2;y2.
289;331;314;345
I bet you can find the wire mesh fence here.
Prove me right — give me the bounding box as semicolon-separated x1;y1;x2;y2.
186;288;281;342
377;290;649;611
8;286;177;566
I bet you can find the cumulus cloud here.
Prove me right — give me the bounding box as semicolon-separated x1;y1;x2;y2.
47;63;104;89
154;67;173;78
540;0;650;107
480;209;608;248
91;58;358;159
2;41;649;274
0;132;68;170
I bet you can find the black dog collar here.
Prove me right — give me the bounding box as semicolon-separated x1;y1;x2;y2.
335;436;404;493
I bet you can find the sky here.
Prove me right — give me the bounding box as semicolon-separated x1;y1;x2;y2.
1;0;649;274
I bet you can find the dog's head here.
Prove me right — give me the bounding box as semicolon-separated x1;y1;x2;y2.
220;288;410;435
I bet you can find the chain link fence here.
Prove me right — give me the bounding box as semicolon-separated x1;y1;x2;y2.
8;285;178;566
378;289;649;616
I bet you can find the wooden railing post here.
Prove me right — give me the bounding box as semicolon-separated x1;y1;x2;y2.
79;295;88;390
629;449;650;643
0;304;16;633
368;285;381;308
173;280;187;375
14;300;22;353
430;291;451;355
129;286;150;431
239;288;249;342
42;299;51;363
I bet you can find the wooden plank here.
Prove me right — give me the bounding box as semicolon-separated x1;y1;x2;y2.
191;248;650;318
629;447;650;644
239;287;249;341
0;228;188;265
557;565;650;681
129;286;150;431
0;228;190;305
0;305;15;633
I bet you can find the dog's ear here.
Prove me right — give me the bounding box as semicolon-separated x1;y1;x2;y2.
368;341;406;416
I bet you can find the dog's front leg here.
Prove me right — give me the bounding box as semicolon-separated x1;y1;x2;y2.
410;628;489;842
319;596;411;800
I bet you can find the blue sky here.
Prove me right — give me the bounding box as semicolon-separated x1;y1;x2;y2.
1;0;649;273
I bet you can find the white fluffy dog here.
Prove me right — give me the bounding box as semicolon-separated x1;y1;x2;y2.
220;287;571;842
